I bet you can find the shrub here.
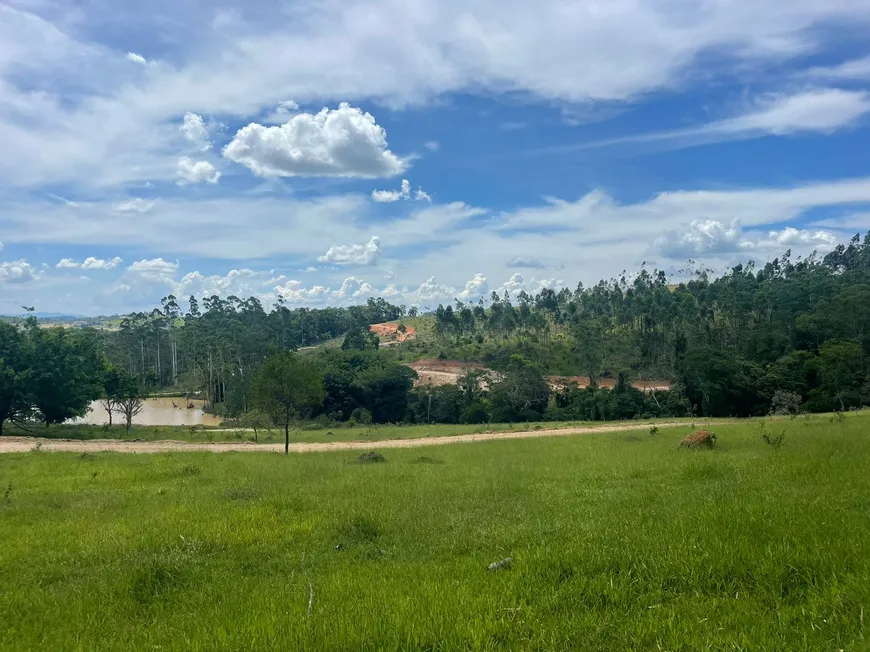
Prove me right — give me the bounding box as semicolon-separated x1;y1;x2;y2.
761;429;786;450
679;430;717;449
357;451;386;464
460;402;489;424
770;390;803;416
350;408;373;425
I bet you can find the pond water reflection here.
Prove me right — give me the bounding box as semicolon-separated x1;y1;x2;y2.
76;397;223;427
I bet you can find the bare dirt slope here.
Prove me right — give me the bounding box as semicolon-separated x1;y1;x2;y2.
405;359;485;387
370;323;416;347
405;359;671;392
0;421;694;454
548;376;672;391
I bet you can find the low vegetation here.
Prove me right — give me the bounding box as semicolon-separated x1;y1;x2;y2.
1;414;868;650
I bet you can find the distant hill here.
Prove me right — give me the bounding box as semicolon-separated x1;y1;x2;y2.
0;312;86;320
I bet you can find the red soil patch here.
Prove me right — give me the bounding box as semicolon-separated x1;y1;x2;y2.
404;359;671;392
370;323;416;343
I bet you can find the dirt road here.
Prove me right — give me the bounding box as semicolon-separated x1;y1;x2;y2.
0;422;696;454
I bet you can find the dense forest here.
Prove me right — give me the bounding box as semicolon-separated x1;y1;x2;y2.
1;232;868;434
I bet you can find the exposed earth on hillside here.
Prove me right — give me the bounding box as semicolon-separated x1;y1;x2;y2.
370;323;416;346
404;358;670;391
548;376;672;392
367;323;671;391
405;359;485;386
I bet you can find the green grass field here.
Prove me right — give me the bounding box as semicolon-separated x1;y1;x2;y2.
1;414;869;650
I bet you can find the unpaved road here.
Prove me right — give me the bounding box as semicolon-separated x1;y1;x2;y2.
0;422;699;454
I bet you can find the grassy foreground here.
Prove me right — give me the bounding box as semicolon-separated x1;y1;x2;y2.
1;416;869;650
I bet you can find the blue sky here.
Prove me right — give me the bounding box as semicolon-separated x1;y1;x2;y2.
1;0;869;315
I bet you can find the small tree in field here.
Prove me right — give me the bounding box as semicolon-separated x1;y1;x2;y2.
253;351;325;454
112;371;148;434
239;409;270;442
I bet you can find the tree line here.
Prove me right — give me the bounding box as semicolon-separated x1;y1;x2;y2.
1;233;868;436
416;233;870;418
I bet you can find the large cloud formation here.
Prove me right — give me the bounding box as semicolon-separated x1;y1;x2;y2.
224;103;406;179
654;218;838;258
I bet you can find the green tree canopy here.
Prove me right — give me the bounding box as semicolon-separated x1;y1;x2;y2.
0;322;30;435
253;351;326;453
26;327;104;425
488;355;550;422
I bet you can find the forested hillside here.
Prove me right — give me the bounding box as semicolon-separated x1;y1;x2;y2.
1;233;869;431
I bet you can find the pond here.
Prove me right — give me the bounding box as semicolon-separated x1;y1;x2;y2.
76;397;223;427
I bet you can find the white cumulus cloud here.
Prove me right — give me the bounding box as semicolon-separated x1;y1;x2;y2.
176;157;221;185
175;268;263;299
413;274;489;304
223;103;406;179
413;276;454;304
335;277;375;300
126;258;179;283
318;236;381;266
750;227;838;252
372;179;431;203
0;260;41;284
180;112;211;151
655;218;838;258
655;219;745;258
458;273;489;302
126;52;147;65
495;273;565;299
272;276;374;306
411;273;560;305
274;280;331;305
85;256;122;270
372;179;410;203
56;256;122;270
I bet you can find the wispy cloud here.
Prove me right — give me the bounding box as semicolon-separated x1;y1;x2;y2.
805;56;870;81
538;89;870;154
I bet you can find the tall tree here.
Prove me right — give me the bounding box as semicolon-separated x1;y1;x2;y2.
0;323;30;435
26;327;104;425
